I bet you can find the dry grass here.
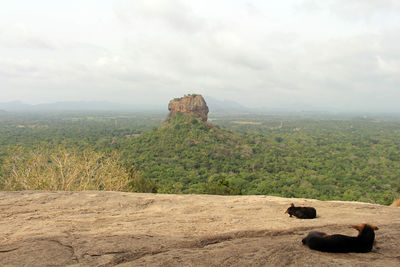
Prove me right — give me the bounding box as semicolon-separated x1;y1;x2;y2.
391;197;400;207
0;146;130;191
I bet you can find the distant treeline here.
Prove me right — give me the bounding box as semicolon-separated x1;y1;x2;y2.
0;112;399;205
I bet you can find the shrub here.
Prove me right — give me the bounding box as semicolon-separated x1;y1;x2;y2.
0;145;130;191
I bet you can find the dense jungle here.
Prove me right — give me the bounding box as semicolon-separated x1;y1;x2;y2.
0;111;399;205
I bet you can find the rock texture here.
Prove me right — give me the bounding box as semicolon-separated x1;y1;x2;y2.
167;94;209;122
1;191;400;267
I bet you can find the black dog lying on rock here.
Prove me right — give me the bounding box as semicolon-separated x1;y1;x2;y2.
285;203;316;219
302;223;379;253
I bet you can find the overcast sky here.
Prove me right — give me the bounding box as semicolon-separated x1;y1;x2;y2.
1;0;399;112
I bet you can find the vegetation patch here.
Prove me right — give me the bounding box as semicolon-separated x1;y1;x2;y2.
0;112;399;205
232;121;262;125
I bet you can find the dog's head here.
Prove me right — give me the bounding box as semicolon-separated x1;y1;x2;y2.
351;223;379;233
285;203;295;214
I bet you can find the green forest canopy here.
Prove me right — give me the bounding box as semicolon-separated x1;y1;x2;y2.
0;111;399;205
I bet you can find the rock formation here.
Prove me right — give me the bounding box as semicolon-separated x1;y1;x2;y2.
1;191;400;266
167;94;209;122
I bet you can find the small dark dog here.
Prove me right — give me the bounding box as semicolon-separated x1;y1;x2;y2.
285;203;316;219
302;223;379;253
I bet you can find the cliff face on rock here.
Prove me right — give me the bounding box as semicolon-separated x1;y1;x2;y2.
167;94;209;122
1;191;400;267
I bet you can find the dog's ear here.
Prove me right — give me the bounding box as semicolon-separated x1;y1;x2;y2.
351;224;363;232
291;203;294;207
367;224;379;230
352;223;379;231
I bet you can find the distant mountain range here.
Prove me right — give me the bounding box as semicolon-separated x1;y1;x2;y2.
0;101;164;112
0;98;251;113
0;98;382;115
204;97;250;113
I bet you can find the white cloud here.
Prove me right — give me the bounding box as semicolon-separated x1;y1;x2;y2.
0;0;399;112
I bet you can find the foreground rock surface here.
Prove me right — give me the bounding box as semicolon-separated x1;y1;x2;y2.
0;191;399;266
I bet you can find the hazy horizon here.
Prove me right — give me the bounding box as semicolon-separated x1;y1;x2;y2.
1;1;400;112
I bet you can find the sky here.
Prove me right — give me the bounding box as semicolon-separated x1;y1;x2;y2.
0;0;400;112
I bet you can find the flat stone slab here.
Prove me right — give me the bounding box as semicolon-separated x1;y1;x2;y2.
1;191;399;266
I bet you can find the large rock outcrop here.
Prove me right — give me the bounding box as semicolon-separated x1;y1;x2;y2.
1;191;400;266
167;94;209;122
